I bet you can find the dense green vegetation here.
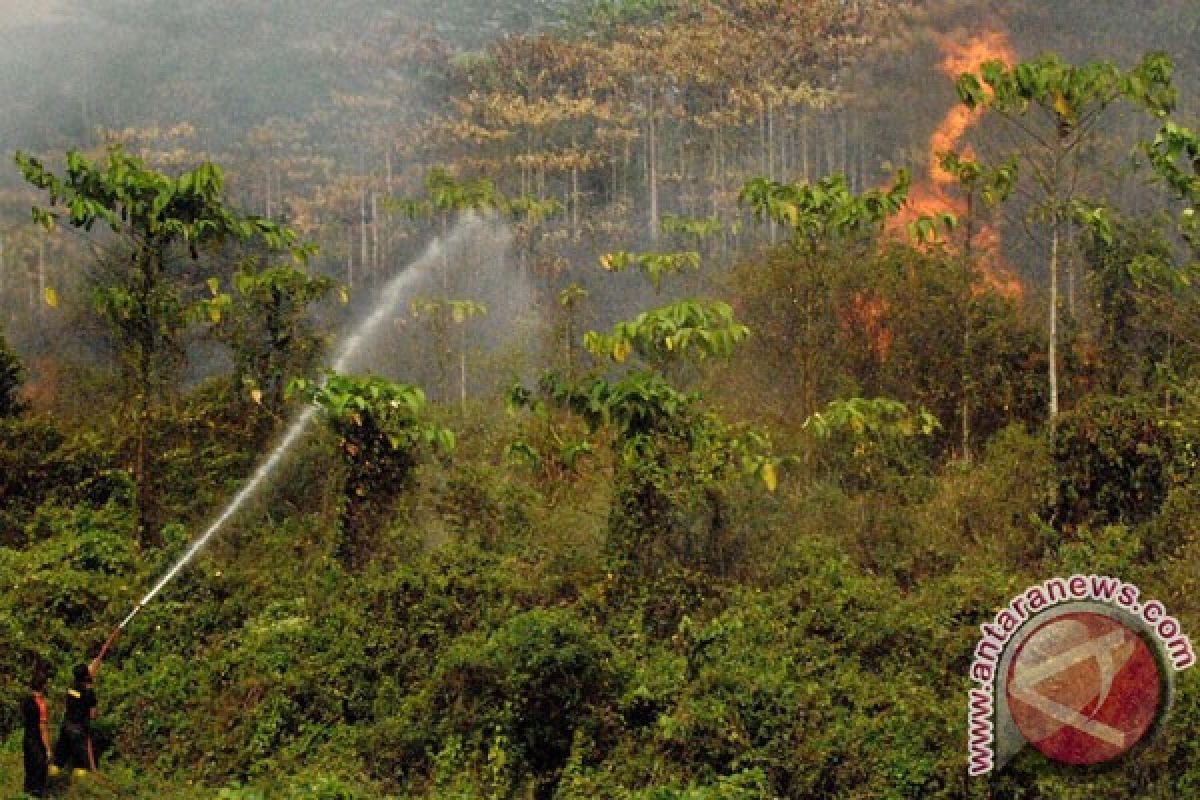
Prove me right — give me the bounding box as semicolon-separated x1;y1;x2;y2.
5;1;1200;798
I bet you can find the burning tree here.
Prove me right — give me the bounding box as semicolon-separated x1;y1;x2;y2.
891;31;1023;297
737;170;911;416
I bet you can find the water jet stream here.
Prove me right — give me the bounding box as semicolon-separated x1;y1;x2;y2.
111;218;488;636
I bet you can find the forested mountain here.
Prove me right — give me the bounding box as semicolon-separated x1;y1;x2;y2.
3;1;1200;797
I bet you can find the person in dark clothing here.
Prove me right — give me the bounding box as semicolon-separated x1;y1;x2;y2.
20;664;51;798
52;662;98;776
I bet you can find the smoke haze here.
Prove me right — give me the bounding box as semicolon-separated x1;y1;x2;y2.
4;0;1200;379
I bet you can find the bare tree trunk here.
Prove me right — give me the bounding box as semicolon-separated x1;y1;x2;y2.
766;99;775;180
648;90;660;241
571;162;580;241
134;420;146;543
825;114;836;177
717;126;729;257
371;191;380;280
962;322;972;463
839;110;848;178
460;324;467;412
133;247;156;546
711;128;720;218
27;250;36;313
360;187;369;283
623;140;632;208
1049;221;1060;419
1067;263;1075;319
962;196;976;464
1165;330;1173;414
779;108;789;179
766;99;776;245
801;112;810;180
1065;218;1076;320
856;114;866;192
759;102;768;176
565;305;577;377
611;151;619;206
37;240;45;320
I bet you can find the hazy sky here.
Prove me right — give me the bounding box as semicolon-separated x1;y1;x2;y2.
0;0;65;29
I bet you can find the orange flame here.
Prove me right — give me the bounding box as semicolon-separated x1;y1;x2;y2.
845;292;893;361
892;30;1023;300
939;30;1016;82
930;106;978;185
931;30;1016;183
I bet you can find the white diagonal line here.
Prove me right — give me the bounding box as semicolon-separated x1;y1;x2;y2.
1011;686;1126;747
1011;629;1127;690
1009;627;1133;748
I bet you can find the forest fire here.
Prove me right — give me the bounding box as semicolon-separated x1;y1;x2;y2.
844;292;893;361
893;30;1023;299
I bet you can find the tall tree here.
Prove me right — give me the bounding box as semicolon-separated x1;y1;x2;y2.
516;297;775;580
409;297;489;410
15;147;311;541
954;51;1175;418
936;152;1018;460
219;259;339;416
737;170;910;416
290;373;454;566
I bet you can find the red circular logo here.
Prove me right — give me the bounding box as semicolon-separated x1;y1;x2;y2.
1005;612;1162;765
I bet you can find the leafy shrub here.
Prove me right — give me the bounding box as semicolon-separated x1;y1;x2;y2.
291;373;454;565
0;417;128;543
623;769;773;799
0;499;138;742
138;377;273;534
427;608;620;797
1052;393;1197;530
1142;484;1200;559
803;396;939;490
0;328;26;417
